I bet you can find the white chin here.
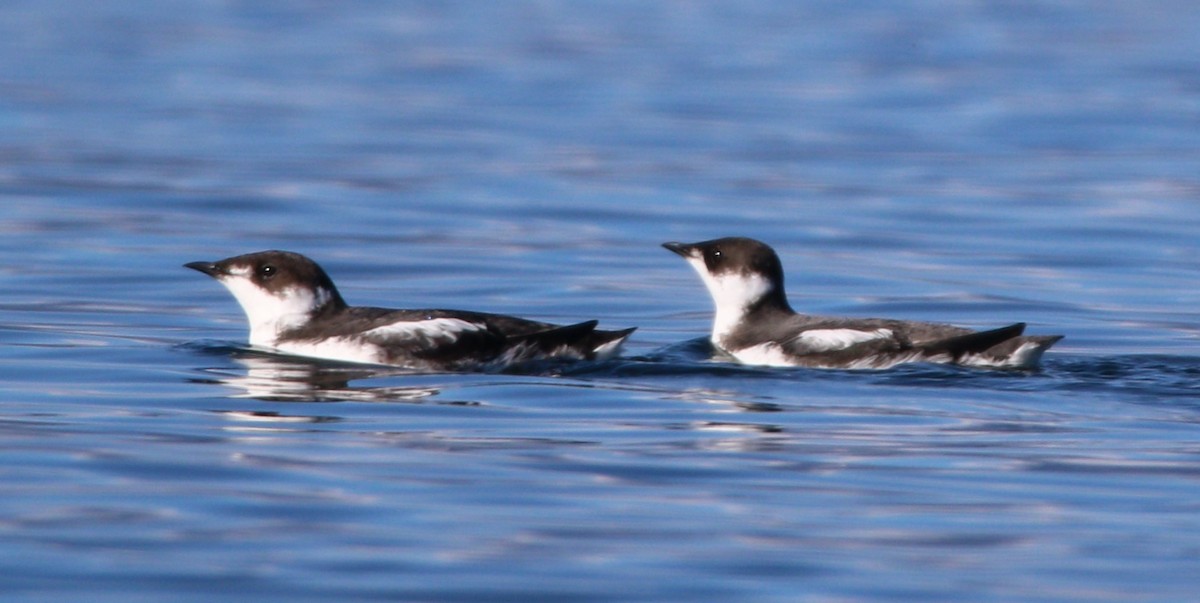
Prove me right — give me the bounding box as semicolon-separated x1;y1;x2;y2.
703;272;773;313
219;279;318;345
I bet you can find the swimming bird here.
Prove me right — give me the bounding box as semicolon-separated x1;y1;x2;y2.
662;237;1062;369
185;250;635;371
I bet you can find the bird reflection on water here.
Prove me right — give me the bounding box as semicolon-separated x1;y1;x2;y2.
188;347;441;404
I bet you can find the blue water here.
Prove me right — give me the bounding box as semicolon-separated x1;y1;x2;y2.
3;1;1200;601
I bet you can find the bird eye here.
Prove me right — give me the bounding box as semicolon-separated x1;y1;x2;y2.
704;248;723;270
258;264;277;279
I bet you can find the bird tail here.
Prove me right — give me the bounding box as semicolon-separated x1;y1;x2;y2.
919;322;1027;361
920;323;1065;368
509;321;635;361
587;326;637;360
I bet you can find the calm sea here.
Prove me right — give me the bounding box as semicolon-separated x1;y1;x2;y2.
2;1;1199;601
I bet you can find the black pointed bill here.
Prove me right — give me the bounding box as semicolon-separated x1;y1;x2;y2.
184;261;224;278
662;241;698;258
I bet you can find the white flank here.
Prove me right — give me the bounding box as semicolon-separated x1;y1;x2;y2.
274;337;386;365
682;256;775;344
794;328;893;352
730;343;922;369
363;317;485;342
729;343;795;367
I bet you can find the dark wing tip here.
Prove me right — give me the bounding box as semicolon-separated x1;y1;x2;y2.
924;322;1027;358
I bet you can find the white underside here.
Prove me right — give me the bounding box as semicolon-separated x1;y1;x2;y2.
725;343;919;369
726;343;795;367
266;317;485;367
720;328;895;367
271;337;387;365
266;319;630;369
726;339;1052;370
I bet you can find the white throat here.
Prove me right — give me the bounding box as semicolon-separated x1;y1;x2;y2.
683;256;774;345
217;276;331;347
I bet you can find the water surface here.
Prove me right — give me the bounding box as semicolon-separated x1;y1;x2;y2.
2;2;1199;601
